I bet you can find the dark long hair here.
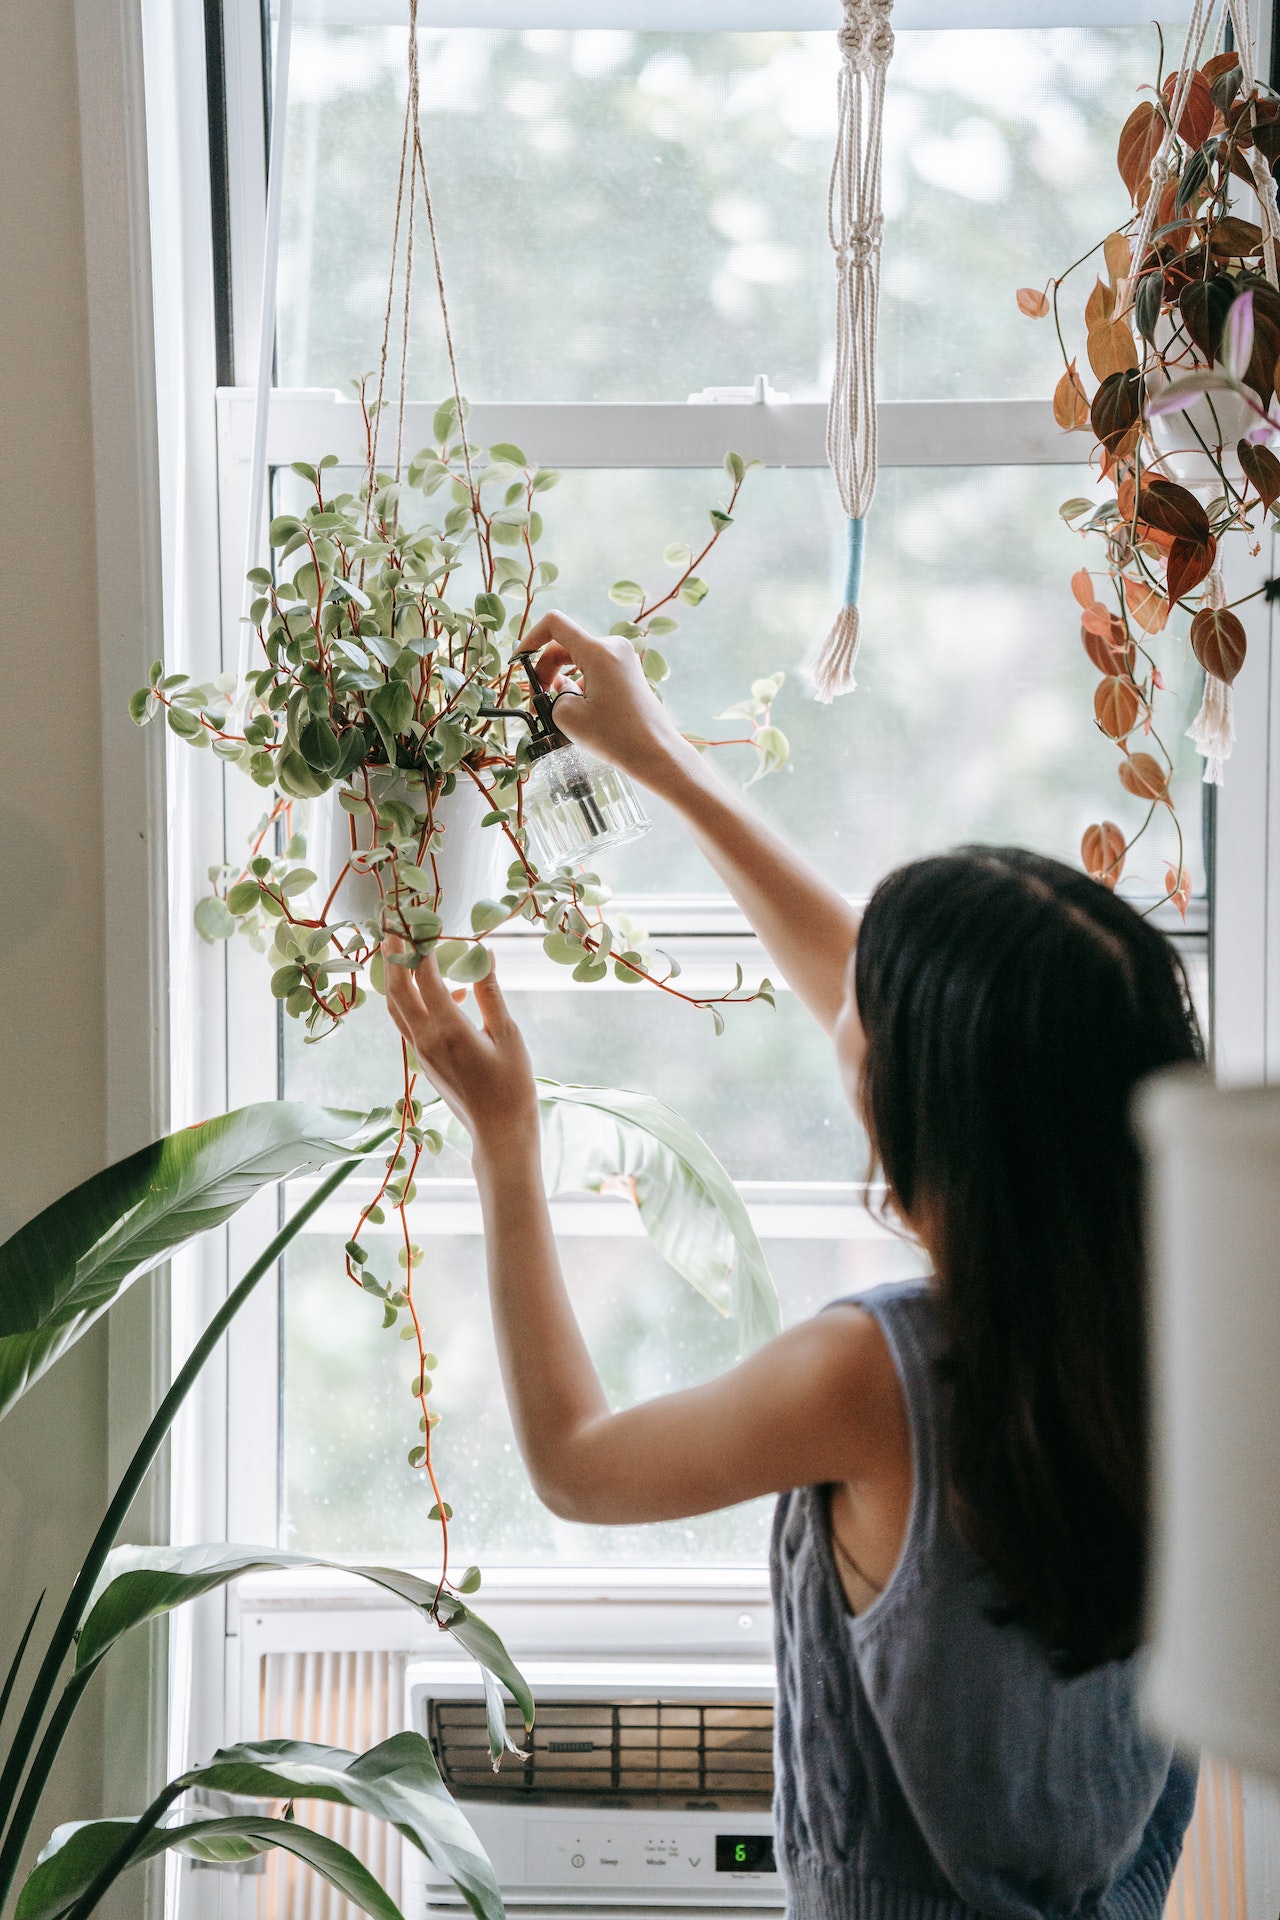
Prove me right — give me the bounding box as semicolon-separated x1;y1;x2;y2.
854;847;1203;1675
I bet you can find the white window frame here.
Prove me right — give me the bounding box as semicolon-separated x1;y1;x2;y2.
162;3;1280;1914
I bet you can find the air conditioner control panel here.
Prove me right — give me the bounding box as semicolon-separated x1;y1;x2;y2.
409;1804;782;1906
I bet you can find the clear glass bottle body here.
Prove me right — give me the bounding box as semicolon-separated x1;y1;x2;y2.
522;741;651;869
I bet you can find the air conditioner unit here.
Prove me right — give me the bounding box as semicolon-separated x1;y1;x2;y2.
404;1657;783;1916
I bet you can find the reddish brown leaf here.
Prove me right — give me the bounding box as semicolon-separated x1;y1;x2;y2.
1017;286;1050;318
1054;362;1091;431
1137;479;1211;544
1087;319;1140;381
1163;68;1215;150
1085;277;1116;331
1099;421;1142;475
1190;604;1248;683
1082;821;1127;888
1243;282;1280;403
1119;751;1170;801
1123;575;1171;633
1238;437;1280;510
1210;215;1265;256
1070;568;1097;609
1229;144;1258;190
1178;274;1238;363
1081;615;1133;677
1153;178;1197;253
1092;369;1143;453
1254;121;1280;163
1166;533;1217;603
1202;51;1242;84
1118;101;1165;201
1095;675;1141;738
1103;232;1132;283
1165;863;1192;919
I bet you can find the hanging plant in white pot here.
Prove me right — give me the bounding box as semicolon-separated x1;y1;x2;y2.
129;0;798;1655
1018;6;1280;905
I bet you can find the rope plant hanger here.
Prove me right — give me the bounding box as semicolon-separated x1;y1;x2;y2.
812;0;896;704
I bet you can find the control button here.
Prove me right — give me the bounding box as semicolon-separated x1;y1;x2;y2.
570;1854;585;1870
688;1855;702;1867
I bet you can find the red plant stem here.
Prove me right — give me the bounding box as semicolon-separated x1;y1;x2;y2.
631;470;746;624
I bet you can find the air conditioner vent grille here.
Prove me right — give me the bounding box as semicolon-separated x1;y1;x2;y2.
428;1697;774;1810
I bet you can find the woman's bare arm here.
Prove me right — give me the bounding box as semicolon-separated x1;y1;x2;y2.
385;954;895;1522
524;612;860;1035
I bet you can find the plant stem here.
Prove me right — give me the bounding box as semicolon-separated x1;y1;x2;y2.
0;1668;94;1913
0;1145;389;1913
61;1778;187;1920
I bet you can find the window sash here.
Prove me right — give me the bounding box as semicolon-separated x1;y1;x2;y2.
282;3;1196;32
289;1174;896;1242
219;388;1089;472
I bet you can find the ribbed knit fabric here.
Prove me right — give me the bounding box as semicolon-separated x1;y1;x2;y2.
771;1279;1198;1920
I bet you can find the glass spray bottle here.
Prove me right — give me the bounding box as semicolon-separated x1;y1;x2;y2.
484;653;651;871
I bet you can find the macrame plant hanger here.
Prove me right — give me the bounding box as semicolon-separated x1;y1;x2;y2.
367;0;473;509
1125;0;1280;783
237;0;470;713
811;0;896;705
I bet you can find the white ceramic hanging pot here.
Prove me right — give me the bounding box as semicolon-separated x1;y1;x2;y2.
307;766;505;935
1145;313;1252;488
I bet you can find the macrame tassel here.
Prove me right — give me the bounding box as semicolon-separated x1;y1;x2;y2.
811;0;894;701
812;517;865;703
1188;673;1235;785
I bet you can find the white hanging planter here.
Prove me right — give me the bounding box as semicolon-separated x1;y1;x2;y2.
307;768;505;935
1145;314;1252;488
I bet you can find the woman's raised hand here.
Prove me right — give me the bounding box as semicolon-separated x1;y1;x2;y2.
523;610;693;791
384;944;540;1162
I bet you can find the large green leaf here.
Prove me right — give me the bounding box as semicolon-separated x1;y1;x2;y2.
77;1546;533;1733
538;1082;780;1349
0;1102;382;1419
16;1812;405;1920
187;1734;503;1920
431;1082;778;1350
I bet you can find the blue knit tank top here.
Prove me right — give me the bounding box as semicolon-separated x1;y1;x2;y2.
770;1278;1197;1920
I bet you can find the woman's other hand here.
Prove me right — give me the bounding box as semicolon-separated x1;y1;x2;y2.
522;610;694;792
384;944;539;1162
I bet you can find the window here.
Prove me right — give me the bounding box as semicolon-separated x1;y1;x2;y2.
207;4;1210;1574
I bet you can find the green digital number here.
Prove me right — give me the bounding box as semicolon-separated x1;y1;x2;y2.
735;1844;747;1864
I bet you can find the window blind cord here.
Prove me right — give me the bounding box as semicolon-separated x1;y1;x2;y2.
811;0;895;706
234;0;294;709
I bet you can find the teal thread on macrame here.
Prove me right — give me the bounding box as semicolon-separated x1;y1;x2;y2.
842;516;865;609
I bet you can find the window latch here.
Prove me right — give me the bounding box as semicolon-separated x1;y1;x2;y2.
687;373;790;406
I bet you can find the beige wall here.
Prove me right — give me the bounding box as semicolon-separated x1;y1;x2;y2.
0;0;111;1869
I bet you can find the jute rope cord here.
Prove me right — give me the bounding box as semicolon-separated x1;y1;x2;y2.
811;0;895;705
367;0;474;514
1127;0;1280;783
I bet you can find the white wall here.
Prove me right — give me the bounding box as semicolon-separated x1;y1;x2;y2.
0;0;112;1875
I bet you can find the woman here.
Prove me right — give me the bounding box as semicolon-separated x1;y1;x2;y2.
386;611;1203;1920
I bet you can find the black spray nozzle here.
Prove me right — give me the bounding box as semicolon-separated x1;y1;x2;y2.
476;652;570;760
516;651;567;746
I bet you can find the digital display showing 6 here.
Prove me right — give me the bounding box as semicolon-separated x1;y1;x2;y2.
715;1834;776;1874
